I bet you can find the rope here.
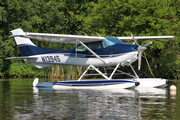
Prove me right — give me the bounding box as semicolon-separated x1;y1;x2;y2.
138;44;160;85
141;52;155;78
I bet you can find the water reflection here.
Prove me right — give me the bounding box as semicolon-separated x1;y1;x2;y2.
170;87;176;100
0;79;179;120
136;88;167;99
33;87;138;119
136;88;167;119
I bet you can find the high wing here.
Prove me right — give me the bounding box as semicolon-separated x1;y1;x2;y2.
9;29;174;43
118;36;174;42
9;32;104;43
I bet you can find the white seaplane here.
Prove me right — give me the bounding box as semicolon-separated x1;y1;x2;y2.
6;28;174;89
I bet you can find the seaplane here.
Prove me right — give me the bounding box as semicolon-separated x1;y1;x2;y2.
6;28;174;89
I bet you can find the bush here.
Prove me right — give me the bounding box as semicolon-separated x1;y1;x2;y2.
7;62;37;78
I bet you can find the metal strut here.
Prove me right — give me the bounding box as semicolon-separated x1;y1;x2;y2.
106;66;136;78
109;63;120;79
129;64;139;79
78;65;110;81
77;64;140;81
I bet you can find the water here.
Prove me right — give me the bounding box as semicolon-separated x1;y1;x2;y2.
0;79;179;120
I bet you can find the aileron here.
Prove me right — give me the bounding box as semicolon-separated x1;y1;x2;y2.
118;36;174;42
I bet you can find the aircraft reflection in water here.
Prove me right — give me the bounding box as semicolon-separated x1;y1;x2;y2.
31;87;168;119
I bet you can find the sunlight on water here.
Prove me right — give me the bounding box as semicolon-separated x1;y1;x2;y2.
0;79;179;119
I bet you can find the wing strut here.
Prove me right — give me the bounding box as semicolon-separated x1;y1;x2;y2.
77;39;109;64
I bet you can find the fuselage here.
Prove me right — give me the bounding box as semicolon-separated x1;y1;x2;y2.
25;51;138;68
22;37;139;68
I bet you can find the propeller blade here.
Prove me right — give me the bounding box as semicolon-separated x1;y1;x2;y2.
131;33;139;45
130;34;151;70
138;51;142;70
144;41;153;47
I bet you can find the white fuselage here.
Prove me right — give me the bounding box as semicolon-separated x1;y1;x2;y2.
25;51;138;68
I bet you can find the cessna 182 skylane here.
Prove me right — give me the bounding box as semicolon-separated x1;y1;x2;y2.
6;28;174;89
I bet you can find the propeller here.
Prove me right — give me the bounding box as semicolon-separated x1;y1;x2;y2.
131;33;153;70
144;41;153;47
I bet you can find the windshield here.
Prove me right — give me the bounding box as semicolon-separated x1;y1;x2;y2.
102;37;123;48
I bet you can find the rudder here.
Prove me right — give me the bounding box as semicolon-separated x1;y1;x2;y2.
11;28;61;57
11;28;38;56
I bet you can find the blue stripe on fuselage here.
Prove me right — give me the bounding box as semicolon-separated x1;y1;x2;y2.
18;44;72;56
18;43;138;57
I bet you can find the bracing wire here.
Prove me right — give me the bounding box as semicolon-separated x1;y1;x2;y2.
142;52;155;78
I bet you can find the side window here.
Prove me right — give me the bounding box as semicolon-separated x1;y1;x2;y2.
75;45;86;51
75;42;102;52
88;42;101;50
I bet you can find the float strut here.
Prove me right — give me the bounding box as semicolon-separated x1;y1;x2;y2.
129;64;139;79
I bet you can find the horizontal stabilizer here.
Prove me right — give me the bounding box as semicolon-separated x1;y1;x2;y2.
9;34;25;38
32;63;53;68
5;57;38;60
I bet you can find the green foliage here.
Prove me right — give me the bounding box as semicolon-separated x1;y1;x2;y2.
7;62;36;77
80;0;180;79
0;0;180;79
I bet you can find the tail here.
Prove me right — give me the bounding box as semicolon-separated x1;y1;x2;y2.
11;28;38;56
11;28;53;56
11;28;36;47
7;28;59;68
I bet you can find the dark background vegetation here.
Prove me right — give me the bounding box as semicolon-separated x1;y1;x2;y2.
0;0;180;79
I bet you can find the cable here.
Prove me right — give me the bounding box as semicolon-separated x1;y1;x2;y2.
142;52;155;78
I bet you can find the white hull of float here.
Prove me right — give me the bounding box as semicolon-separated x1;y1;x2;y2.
53;82;136;89
33;78;139;89
134;78;168;88
32;78;168;90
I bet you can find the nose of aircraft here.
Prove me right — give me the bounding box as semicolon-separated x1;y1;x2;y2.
138;46;147;51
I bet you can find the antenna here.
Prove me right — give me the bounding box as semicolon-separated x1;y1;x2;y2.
96;32;101;37
83;32;88;36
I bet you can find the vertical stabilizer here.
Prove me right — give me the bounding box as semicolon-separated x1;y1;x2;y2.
11;28;38;56
10;28;61;57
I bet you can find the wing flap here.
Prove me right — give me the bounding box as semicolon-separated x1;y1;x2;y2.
24;32;104;43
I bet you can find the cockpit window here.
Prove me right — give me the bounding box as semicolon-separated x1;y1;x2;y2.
75;45;86;51
102;37;123;48
76;42;102;52
75;37;123;51
88;42;101;50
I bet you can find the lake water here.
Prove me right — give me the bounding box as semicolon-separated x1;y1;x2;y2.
0;79;179;120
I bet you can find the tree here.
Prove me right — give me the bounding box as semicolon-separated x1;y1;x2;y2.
0;0;180;79
80;0;180;78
